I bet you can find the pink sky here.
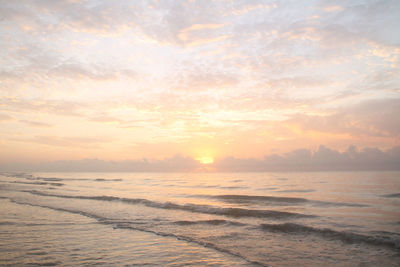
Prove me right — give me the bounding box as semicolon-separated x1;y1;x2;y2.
0;0;399;169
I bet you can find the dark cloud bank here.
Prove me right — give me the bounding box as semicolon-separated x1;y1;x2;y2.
215;146;400;172
2;146;400;172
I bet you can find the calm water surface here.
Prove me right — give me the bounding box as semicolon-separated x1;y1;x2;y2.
0;171;399;266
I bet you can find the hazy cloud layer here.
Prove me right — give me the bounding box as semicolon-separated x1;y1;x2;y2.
287;98;400;138
1;146;399;172
214;146;400;172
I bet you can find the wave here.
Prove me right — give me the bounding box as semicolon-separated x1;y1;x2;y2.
3;172;124;183
219;186;247;190
173;219;246;227
112;223;266;266
7;197;266;267
38;177;64;182
13;181;48;185
8;197;110;223
0;221;18;225
205;194;368;207
277;189;315;193
25;190;315;219
22;260;61;266
11;181;64;187
260;223;400;250
381;193;400;198
1;172;34;179
94;178;123;182
26;251;48;256
214;194;308;203
0;221;92;227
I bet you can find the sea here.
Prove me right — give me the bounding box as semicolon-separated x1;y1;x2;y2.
0;171;399;266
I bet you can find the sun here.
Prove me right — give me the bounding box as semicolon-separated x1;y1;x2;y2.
197;156;214;164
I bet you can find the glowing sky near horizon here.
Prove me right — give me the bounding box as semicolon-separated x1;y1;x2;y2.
0;0;399;164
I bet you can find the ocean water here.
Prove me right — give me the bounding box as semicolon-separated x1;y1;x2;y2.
0;172;399;266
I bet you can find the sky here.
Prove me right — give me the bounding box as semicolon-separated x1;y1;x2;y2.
0;0;399;171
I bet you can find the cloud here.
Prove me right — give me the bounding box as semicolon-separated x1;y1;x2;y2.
12;135;112;149
2;145;399;172
0;98;87;117
19;120;52;127
321;5;343;12
1;155;202;172
0;0;135;36
1;0;230;47
48;63;115;80
181;24;225;33
231;2;272;16
170;69;239;91
264;76;328;90
89;115;124;124
287;98;400;138
0;114;13;122
176;23;229;47
183;35;231;47
214;145;400;171
48;63;137;81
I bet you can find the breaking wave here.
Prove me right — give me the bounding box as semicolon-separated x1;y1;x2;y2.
94;178;123;182
214;194;308;203
12;181;64;187
25;190;315;219
173;219;246;226
381;193;400;198
260;223;400;249
204;194;368;207
7;198;266;267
